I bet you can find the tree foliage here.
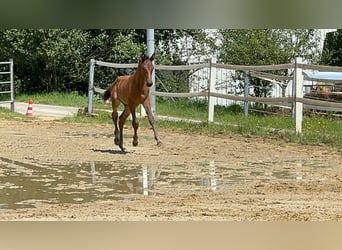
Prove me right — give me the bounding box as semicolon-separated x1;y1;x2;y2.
154;29;217;93
0;29;213;95
0;29;89;93
219;29;320;65
0;29;323;98
218;29;321;97
321;29;342;66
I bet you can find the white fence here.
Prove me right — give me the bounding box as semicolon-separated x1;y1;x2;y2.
88;58;342;134
0;59;14;112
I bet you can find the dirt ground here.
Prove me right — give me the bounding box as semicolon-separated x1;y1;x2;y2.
0;119;341;221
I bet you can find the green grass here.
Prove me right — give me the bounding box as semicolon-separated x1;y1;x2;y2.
158;98;295;129
301;116;342;146
0;105;48;122
157;98;208;120
156;98;341;148
0;107;31;121
2;92;341;148
15;92;87;107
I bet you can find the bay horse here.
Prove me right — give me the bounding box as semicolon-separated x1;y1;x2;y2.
103;52;162;151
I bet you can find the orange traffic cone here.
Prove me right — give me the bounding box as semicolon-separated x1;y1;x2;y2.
26;99;33;117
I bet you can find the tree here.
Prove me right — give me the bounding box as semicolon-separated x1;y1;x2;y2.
83;29;147;90
321;29;342;66
83;29;216;91
156;29;217;64
0;29;216;94
0;29;89;93
218;29;321;98
154;29;217;93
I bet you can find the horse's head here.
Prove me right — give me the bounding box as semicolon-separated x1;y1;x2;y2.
139;52;155;87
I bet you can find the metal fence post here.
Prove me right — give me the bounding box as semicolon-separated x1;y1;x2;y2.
10;59;14;112
88;59;96;115
208;58;216;123
294;57;303;134
147;29;155;118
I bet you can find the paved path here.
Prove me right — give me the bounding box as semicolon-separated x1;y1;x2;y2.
0;102;80;118
0;101;214;123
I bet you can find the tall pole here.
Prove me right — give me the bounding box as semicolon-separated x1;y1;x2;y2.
88;59;95;115
147;29;156;117
10;59;14;112
244;71;250;116
294;57;303;134
208;58;216;122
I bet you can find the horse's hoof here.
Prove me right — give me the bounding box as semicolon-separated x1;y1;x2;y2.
114;139;120;145
133;141;138;147
119;145;125;151
157;141;162;147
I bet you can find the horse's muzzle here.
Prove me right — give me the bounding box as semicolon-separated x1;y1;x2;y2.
146;82;153;87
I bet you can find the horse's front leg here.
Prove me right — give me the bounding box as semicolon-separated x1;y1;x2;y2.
118;105;131;151
130;105;139;147
143;99;162;146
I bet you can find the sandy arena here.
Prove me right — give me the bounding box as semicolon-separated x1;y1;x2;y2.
0;120;341;221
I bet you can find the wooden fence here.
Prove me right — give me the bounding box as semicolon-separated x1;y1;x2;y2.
88;58;342;134
0;59;14;112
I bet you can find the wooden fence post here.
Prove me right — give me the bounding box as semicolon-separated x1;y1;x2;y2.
88;59;95;115
244;70;250;116
294;57;303;134
208;58;216;123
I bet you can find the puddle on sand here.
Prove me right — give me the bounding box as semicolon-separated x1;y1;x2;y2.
0;157;153;209
0;156;339;210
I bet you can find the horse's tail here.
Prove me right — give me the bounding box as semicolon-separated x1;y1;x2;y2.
103;78;120;101
103;84;113;102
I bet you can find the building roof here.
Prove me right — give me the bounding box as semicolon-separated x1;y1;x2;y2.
303;71;342;83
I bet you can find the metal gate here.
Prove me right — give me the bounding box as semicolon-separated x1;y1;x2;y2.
0;59;14;112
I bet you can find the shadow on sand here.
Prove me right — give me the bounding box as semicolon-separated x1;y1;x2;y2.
91;148;128;155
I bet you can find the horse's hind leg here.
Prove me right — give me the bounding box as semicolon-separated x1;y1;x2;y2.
112;111;120;146
111;100;120;146
130;106;139;147
143;99;162;146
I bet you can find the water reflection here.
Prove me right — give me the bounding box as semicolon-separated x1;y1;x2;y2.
142;164;148;195
88;161;159;196
296;161;303;180
0;156;339;210
209;160;217;191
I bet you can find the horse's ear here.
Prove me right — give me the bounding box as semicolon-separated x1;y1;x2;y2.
150;53;155;62
140;52;147;62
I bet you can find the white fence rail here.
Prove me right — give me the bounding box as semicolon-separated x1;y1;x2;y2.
88;58;342;134
0;59;14;112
